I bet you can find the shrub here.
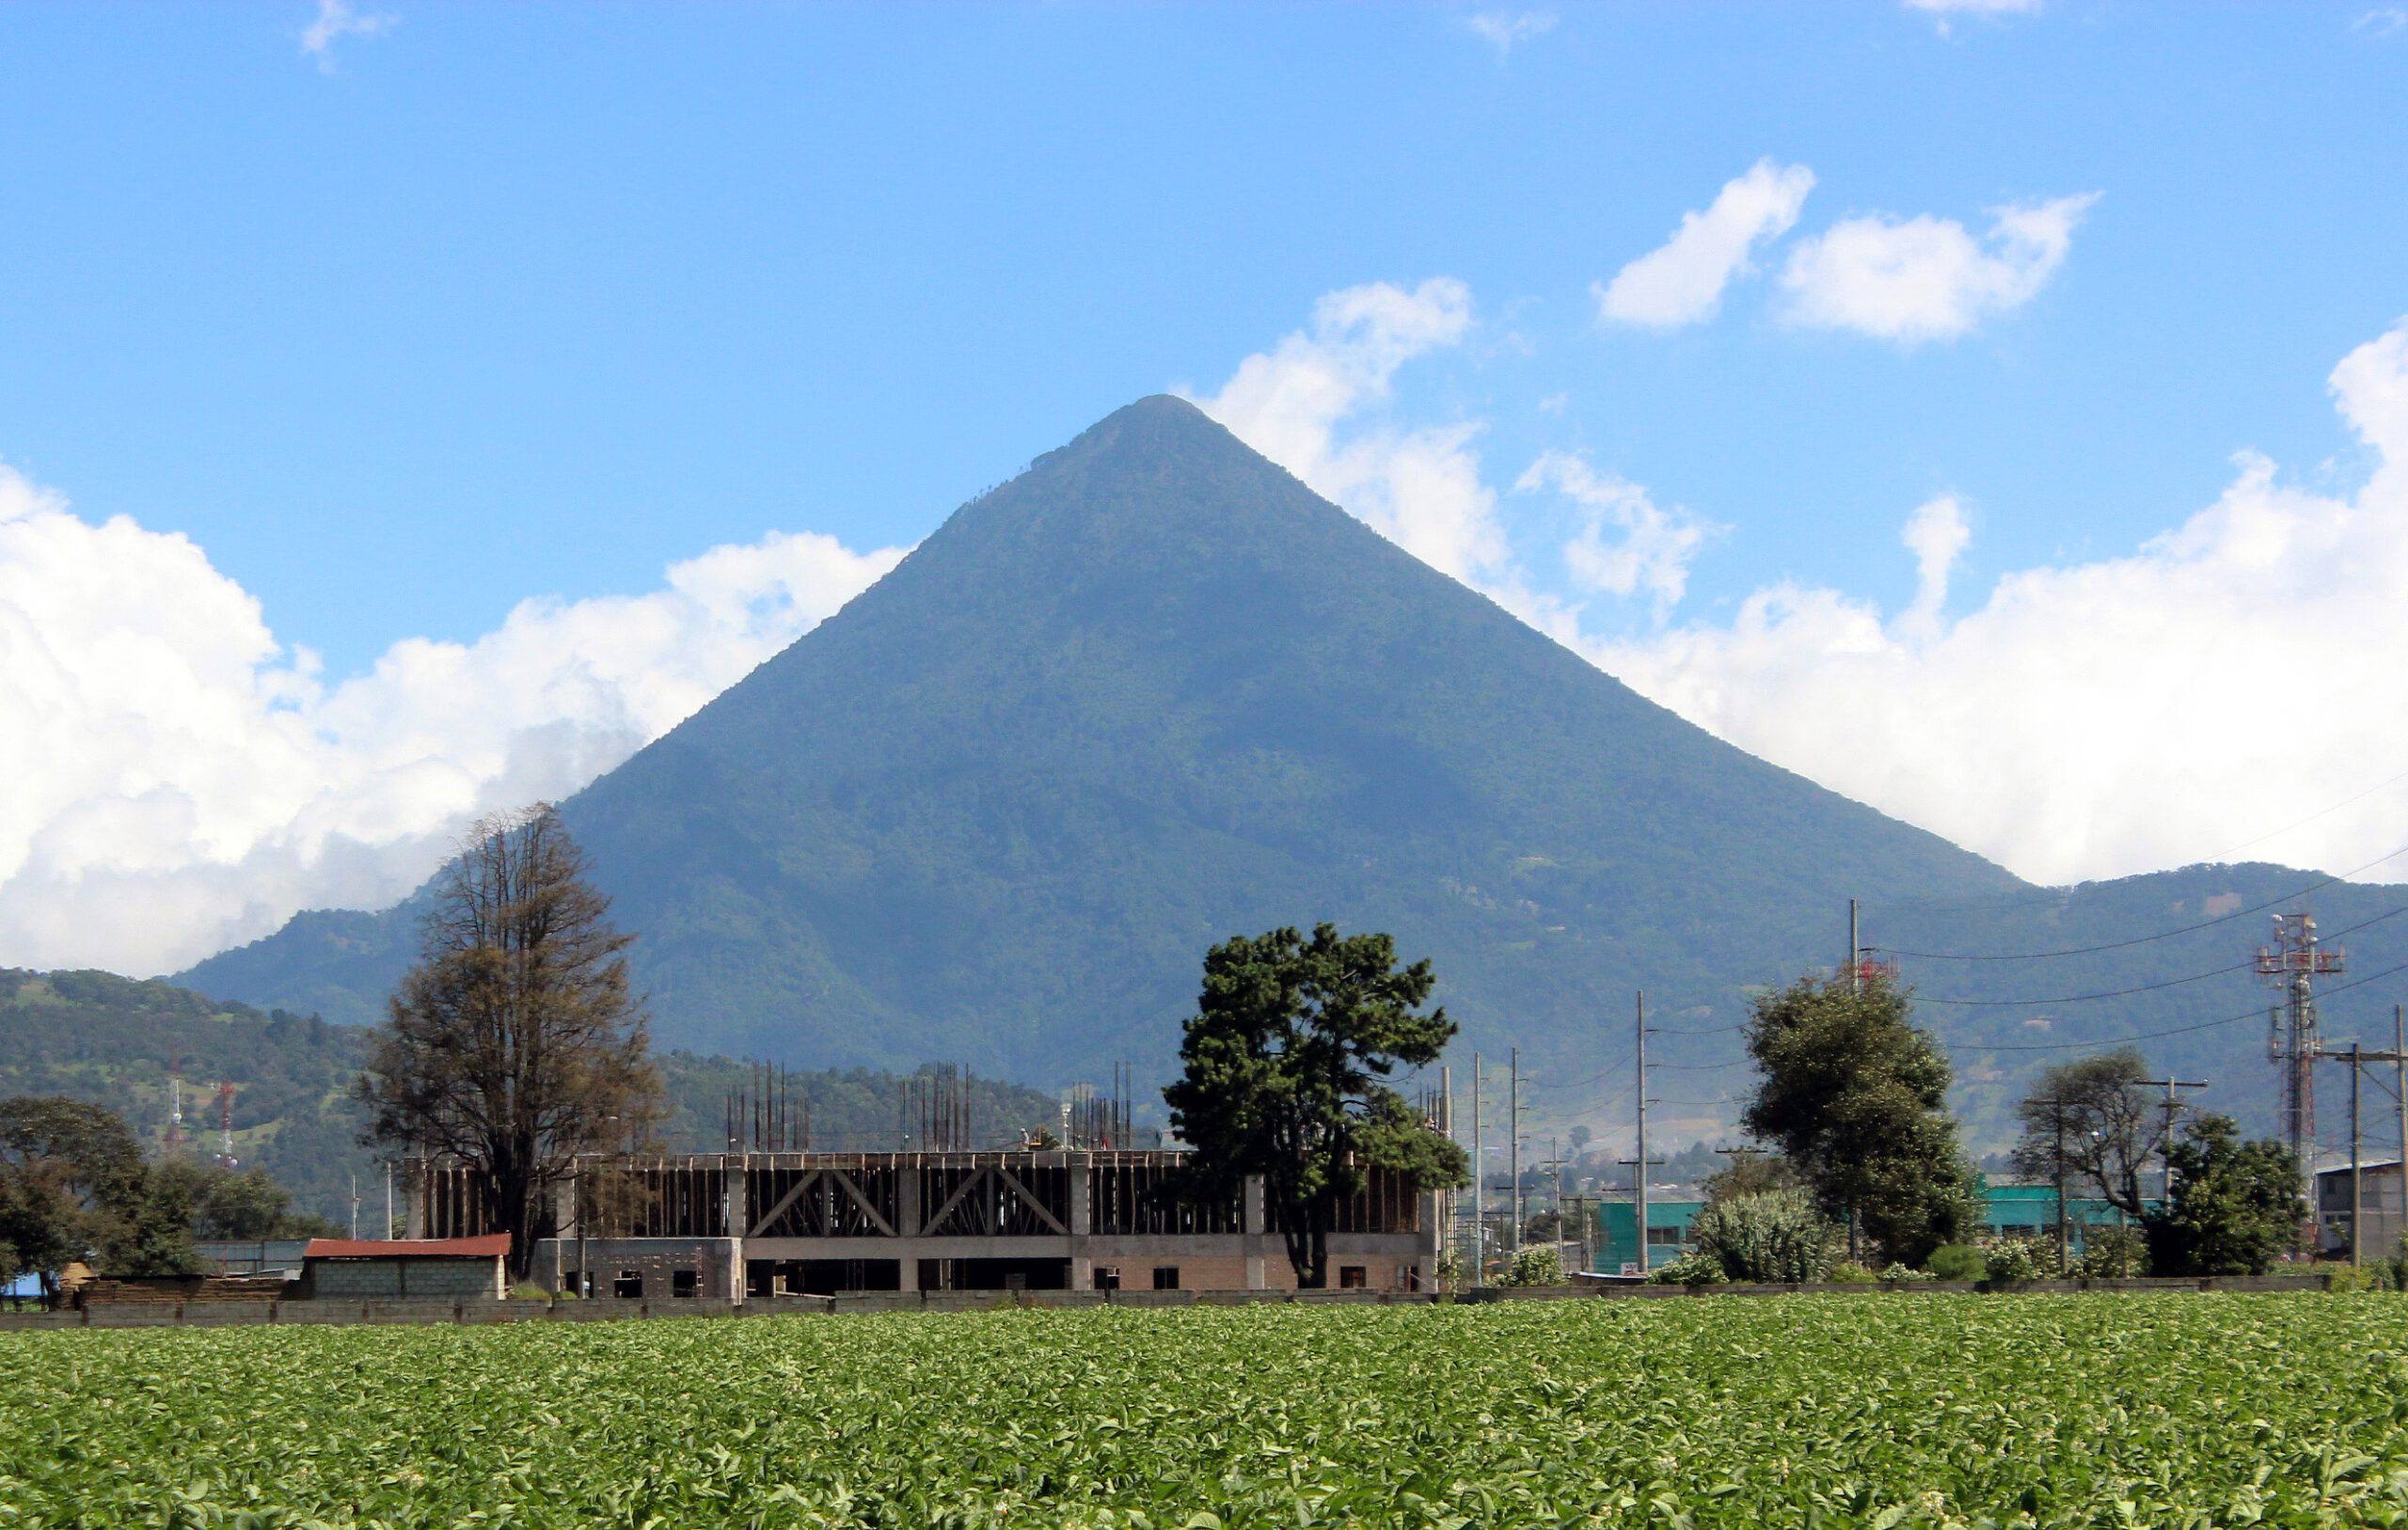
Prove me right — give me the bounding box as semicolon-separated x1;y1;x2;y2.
1984;1239;2049;1282
1686;1189;1837;1284
1828;1261;1877;1284
1498;1245;1564;1287
1927;1244;1985;1282
2069;1225;2148;1278
1877;1263;1933;1282
1648;1248;1727;1285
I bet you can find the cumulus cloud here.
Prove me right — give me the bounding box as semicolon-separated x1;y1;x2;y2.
0;479;904;974
1465;11;1558;55
1517;452;1721;619
300;0;396;72
1780;194;2098;344
1592;318;2408;884
1596;161;1816;330
1191;278;1520;588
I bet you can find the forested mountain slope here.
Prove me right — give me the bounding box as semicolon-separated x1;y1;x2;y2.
183;397;2017;1081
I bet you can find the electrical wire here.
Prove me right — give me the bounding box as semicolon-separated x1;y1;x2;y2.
1909;901;2408;1006
1912;961;2254;1006
1957;956;2408;1053
1870;842;2408;961
1649;1023;1746;1036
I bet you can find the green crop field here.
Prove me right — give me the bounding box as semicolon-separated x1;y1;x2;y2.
1;1295;2403;1529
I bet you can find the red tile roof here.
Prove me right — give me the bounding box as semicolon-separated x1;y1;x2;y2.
303;1235;511;1259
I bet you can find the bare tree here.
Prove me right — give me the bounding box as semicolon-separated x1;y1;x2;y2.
2010;1049;2167;1220
355;806;663;1276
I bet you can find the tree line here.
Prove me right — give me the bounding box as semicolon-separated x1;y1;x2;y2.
1645;969;2306;1284
0;800;2327;1296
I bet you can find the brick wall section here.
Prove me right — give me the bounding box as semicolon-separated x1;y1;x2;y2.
309;1256;504;1301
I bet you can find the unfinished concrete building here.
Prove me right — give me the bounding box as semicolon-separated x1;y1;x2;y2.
408;1150;1438;1301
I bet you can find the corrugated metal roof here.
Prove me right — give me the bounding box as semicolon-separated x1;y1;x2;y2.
303;1235;511;1259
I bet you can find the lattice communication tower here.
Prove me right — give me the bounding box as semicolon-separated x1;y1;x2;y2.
2258;912;2344;1168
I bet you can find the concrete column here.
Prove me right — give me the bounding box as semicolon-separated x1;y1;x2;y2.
717;1159;746;1241
1418;1187;1441;1290
1244;1175;1266;1290
1069;1158;1092;1291
404;1165;427;1239
896;1164;922;1291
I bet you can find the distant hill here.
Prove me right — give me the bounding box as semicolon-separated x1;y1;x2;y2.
0;969;1061;1225
0;969;372;1225
177;396;2408;1151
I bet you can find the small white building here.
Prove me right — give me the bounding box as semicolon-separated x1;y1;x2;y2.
2312;1155;2405;1258
301;1234;511;1300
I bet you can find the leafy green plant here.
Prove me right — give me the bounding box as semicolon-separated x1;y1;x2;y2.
0;1292;2400;1526
1685;1188;1835;1283
1827;1261;1877;1284
1926;1244;1985;1281
1498;1245;1564;1286
1984;1238;2050;1281
1649;1247;1727;1285
2069;1224;2148;1278
1877;1263;1932;1282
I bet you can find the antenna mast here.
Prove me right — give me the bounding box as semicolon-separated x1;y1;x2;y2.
2259;912;2344;1170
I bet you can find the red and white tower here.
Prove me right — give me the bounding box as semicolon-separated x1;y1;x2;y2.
2258;913;2344;1168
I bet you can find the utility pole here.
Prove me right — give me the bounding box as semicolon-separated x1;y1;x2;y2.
1618;991;1666;1275
2052;1098;2069;1274
2303;1040;2407;1260
1848;899;1861;994
2353;1043;2365;1267
1441;1065;1454;1283
2135;1076;2209;1207
1509;1048;1522;1257
1635;997;1647;1270
1471;1052;1483;1284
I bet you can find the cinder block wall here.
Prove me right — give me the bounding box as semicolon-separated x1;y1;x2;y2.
311;1257;503;1300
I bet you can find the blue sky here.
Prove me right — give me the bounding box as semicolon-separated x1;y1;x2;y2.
7;1;2408;973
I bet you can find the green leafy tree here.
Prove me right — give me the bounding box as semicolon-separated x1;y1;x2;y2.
0;1096;197;1296
2143;1114;2301;1276
1741;970;1983;1269
1702;1152;1799;1206
355;806;666;1278
2010;1049;2168;1222
151;1159;341;1240
1163;924;1468;1288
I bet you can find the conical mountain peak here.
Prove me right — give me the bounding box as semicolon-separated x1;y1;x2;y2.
183;397;2024;1089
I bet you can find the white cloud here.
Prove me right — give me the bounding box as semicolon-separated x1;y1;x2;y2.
1191;278;1520;588
0;480;904;974
300;0;396;72
1591;317;2408;885
2354;8;2408;37
1896;493;1972;636
1596;161;1816;330
1517;451;1721;619
1465;11;1558;55
1780;194;2098;344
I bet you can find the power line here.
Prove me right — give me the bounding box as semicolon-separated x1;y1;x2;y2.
1909;902;2408;1006
1871;843;2408;962
1914;960;2253;1007
1958;956;2408;1053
